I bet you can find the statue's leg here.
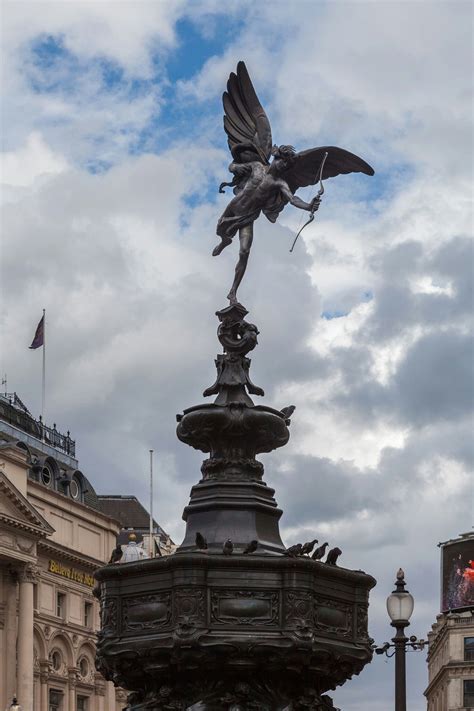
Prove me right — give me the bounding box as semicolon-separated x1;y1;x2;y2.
227;224;253;303
212;234;232;256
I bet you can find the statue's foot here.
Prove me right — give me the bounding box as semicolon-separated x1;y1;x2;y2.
227;290;238;304
212;236;232;256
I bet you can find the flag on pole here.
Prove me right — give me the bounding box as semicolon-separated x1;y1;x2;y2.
29;315;45;349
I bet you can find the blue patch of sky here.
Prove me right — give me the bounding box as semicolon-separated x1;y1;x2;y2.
321;309;349;320
84;159;113;175
131;16;242;157
359;162;416;204
27;34;78;94
167;17;244;84
28;34;153;101
321;290;373;319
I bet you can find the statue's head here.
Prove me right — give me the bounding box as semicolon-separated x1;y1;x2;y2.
270;144;296;172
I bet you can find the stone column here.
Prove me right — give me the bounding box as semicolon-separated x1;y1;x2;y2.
94;674;106;711
17;564;38;711
106;681;116;711
68;669;77;711
40;663;49;711
4;569;18;704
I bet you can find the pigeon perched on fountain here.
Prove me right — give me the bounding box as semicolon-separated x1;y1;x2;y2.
223;539;234;555
312;542;329;561
301;539;318;556
325;547;342;565
243;539;258;554
285;543;303;557
196;532;208;550
108;544;123;564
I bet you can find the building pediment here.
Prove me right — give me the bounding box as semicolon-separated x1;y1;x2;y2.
0;469;54;538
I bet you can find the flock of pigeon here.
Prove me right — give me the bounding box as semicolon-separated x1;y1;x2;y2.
195;533;342;566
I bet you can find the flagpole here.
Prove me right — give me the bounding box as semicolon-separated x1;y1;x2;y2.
149;449;154;558
42;308;46;423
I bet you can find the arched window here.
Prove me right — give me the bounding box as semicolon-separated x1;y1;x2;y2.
69;477;81;500
41;464;53;487
49;648;62;672
78;656;89;679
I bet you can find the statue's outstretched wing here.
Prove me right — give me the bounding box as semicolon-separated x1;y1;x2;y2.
284;146;374;193
223;61;272;165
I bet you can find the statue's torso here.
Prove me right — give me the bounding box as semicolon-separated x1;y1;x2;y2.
238;163;283;208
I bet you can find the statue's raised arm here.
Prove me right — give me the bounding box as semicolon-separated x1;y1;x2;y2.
213;61;375;305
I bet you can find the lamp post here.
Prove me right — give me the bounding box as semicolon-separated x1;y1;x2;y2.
374;569;427;711
387;569;414;711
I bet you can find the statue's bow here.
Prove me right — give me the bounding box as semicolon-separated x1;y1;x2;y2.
289;151;328;253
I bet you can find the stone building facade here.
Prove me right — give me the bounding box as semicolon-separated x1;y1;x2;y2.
0;393;126;711
425;531;474;710
425;612;474;710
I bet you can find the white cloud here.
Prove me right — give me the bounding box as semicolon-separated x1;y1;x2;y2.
1;131;68;186
2;1;184;77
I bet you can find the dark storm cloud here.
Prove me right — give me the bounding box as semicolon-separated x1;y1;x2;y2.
328;328;473;430
367;236;473;342
394;329;474;425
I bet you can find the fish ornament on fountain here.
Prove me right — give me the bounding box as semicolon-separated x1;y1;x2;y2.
94;61;377;711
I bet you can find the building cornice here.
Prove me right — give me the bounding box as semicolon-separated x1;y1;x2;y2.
424;666;449;698
428;615;474;660
0;512;47;538
0;443;28;466
425;660;474;697
38;538;105;570
427;620;448;659
0;469;54;537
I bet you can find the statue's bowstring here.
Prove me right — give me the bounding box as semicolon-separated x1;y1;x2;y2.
289;151;328;253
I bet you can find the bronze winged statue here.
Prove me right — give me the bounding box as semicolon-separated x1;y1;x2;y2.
213;61;375;304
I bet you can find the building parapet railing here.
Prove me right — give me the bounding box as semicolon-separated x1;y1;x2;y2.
0;393;75;458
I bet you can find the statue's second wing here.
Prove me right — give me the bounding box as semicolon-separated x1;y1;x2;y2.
284;146;374;193
223;61;272;164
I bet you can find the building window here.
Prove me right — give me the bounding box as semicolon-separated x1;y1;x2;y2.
464;680;474;708
465;637;474;661
56;592;66;619
84;601;93;628
70;477;80;500
49;689;63;711
50;650;62;672
77;697;88;711
78;658;89;679
42;465;52;486
33;583;38;611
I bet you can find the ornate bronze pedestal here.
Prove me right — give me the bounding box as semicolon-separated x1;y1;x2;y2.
95;304;376;710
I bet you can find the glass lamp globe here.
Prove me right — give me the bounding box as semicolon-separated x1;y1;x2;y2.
387;588;414;624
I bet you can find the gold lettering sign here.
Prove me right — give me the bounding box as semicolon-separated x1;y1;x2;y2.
48;560;95;587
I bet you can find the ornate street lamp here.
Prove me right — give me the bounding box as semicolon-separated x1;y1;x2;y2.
375;569;427;711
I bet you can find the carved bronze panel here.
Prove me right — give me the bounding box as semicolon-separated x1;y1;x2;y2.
284;590;313;627
122;592;171;632
211;590;279;626
174;588;205;623
100;597;117;635
314;596;353;638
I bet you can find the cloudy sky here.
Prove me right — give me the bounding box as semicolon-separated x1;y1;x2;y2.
1;1;473;708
